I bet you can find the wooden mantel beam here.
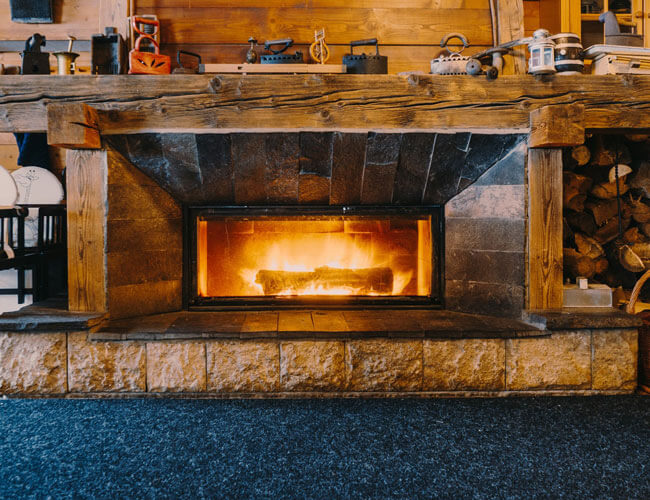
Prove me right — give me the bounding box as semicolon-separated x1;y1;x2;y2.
4;74;650;135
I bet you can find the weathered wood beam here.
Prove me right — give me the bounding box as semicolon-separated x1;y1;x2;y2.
2;75;650;134
48;102;101;149
497;0;526;75
528;148;564;310
529;104;585;148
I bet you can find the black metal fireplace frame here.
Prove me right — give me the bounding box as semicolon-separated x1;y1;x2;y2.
184;205;443;310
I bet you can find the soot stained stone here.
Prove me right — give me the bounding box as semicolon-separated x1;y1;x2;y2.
422;133;467;204
330;133;366;205
423;134;525;205
460;134;524;183
445;249;525;286
445;218;526;253
365;133;402;165
265;133;300;204
232;133;267;204
196;134;234;203
299;132;333;177
361;133;402;204
446;280;525;318
160;134;202;202
107;132;523;206
393;133;436;204
474;139;527;186
123;134;165;178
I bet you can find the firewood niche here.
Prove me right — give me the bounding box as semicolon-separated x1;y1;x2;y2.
563;134;650;298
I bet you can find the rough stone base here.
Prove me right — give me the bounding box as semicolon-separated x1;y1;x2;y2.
0;329;638;396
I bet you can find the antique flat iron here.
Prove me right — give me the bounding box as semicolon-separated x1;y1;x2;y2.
128;17;171;75
261;39;303;64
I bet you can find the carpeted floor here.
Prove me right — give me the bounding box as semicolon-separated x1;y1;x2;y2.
1;396;649;499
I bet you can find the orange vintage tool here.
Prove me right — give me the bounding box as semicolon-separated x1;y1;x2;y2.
128;17;171;75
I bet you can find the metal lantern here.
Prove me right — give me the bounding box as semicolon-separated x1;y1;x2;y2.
528;29;556;75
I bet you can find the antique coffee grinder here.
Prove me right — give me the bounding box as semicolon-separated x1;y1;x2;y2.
20;34;50;75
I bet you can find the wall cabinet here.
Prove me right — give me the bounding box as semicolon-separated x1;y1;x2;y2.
560;0;650;47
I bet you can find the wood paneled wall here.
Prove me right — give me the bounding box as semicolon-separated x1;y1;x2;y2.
134;0;537;75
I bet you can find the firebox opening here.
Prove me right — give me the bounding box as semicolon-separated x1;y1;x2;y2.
189;207;441;307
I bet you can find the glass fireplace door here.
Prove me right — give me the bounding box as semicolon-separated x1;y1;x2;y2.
190;207;440;307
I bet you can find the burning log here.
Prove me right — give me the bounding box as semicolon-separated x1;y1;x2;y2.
255;266;394;295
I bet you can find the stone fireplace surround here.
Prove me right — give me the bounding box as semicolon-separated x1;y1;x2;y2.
0;75;644;396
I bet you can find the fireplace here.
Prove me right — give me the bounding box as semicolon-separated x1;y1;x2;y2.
188;206;442;308
89;131;527;319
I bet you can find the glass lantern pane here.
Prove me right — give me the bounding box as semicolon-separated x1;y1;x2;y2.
543;47;554;65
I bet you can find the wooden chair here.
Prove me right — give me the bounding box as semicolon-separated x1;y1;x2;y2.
0;204;66;304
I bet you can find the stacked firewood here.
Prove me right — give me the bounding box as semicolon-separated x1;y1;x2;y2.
563;134;650;292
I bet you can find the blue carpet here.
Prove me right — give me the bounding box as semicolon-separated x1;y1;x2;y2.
1;396;649;499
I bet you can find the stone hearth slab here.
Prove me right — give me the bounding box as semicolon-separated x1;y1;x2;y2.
0;297;105;332
90;309;543;341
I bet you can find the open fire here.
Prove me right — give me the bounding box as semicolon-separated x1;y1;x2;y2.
194;211;435;302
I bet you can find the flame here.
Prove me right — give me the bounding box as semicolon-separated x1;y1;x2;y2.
198;218;431;297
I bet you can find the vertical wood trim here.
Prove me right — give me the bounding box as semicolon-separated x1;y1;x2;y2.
528;148;563;310
497;0;526;75
644;0;650;47
560;0;581;35
66;149;108;313
98;0;130;39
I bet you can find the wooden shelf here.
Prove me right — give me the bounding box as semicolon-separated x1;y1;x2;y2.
0;74;649;135
581;13;633;22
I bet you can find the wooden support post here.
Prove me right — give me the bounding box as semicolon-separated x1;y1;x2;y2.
47;103;101;149
66;149;108;313
66;145;183;317
497;0;526;75
528;148;564;310
529;104;585;148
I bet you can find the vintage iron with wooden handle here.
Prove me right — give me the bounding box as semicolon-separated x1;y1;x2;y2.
342;38;387;74
261;38;303;64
